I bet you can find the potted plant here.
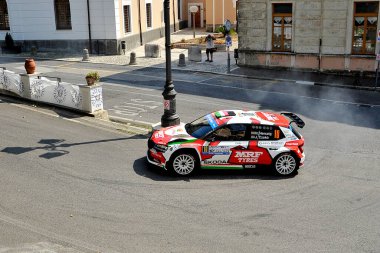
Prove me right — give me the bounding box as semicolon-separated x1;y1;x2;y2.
85;71;100;86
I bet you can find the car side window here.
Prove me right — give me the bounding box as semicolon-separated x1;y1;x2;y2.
250;125;284;140
206;124;248;141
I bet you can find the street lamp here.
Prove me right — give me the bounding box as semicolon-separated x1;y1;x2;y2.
189;5;199;39
161;0;180;127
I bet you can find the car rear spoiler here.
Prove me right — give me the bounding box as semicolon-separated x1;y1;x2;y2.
281;113;305;128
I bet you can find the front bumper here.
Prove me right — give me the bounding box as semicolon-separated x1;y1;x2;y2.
300;152;305;166
147;149;166;169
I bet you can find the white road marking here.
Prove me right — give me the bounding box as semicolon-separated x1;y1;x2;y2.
104;82;380;107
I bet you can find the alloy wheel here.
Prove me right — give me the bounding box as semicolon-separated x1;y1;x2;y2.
172;154;195;175
275;154;297;175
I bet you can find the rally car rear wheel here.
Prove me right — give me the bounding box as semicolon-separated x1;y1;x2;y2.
273;153;298;176
169;152;198;176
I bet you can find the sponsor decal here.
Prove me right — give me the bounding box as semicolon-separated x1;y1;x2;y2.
154;132;164;138
244;165;256;169
239;112;257;117
274;130;280;139
206;114;218;129
215;111;226;118
234;151;263;163
251;131;272;140
282;128;293;138
202;146;230;155
203;159;228;164
258;141;285;146
168;145;180;152
262;112;279;121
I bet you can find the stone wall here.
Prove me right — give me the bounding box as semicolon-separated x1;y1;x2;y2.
238;0;379;72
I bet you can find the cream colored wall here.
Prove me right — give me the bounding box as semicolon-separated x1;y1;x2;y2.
117;0;179;37
183;0;205;21
206;0;237;28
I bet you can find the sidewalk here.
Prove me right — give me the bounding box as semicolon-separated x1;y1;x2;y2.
8;28;379;91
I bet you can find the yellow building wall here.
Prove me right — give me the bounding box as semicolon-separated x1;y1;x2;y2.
206;0;237;29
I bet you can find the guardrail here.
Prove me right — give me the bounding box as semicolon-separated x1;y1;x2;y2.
0;68;104;115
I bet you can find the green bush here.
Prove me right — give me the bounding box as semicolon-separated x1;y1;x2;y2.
215;26;237;36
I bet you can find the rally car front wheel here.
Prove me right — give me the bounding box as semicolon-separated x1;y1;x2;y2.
169;152;198;176
273;153;299;176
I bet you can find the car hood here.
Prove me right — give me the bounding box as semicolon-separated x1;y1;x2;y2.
151;123;194;145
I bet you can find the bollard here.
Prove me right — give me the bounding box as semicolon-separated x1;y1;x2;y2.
178;53;186;67
129;52;137;65
82;48;90;61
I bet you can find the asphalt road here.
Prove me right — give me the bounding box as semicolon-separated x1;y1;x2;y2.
0;57;380;252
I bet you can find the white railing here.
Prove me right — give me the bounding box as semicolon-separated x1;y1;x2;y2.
0;68;103;114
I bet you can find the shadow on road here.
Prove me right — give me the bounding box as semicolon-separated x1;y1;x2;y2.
133;157;296;181
1;136;146;159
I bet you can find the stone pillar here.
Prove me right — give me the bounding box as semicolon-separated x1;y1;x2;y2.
20;74;38;99
145;44;161;58
79;84;103;113
188;46;202;62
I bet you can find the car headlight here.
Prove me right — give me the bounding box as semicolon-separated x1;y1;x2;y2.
154;144;168;152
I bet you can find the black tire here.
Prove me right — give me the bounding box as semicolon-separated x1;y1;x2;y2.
168;151;199;176
272;153;299;176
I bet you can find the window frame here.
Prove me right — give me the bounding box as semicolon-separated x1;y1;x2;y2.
123;5;132;34
250;124;285;141
272;3;293;52
146;3;152;29
0;0;10;30
205;124;250;142
352;1;379;55
54;0;72;30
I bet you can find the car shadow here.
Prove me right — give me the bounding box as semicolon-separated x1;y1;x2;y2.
133;157;297;181
2;135;146;159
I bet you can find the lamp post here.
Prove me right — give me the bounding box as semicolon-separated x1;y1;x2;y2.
161;0;180;127
190;5;199;39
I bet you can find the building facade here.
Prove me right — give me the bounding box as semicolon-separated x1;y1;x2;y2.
238;0;380;72
180;0;237;31
0;0;181;55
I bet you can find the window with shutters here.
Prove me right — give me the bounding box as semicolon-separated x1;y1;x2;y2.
352;2;379;55
0;0;10;30
124;5;131;33
146;3;152;28
272;3;292;52
177;0;182;20
54;0;72;30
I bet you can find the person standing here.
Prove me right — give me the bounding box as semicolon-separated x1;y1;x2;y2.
205;34;216;62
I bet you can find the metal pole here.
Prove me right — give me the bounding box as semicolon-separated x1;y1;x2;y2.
376;61;379;90
161;0;180;127
212;0;215;32
193;13;195;38
86;0;92;54
227;46;231;73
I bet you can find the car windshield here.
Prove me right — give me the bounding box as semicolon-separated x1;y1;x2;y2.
185;114;218;138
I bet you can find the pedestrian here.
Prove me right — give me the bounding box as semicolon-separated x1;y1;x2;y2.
205;34;216;62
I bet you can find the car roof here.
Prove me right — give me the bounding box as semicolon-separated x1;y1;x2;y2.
210;110;290;128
